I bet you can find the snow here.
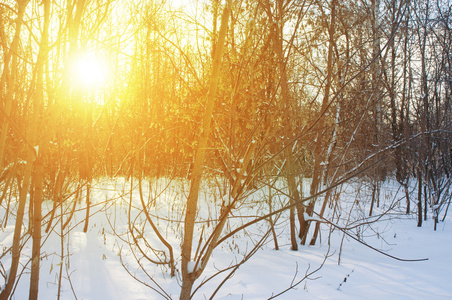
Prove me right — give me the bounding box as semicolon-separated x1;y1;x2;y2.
1;178;452;299
223;194;232;206
187;261;201;274
303;212;321;222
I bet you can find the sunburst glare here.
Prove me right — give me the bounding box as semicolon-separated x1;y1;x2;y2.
71;52;108;90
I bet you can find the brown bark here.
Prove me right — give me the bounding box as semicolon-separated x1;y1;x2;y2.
304;0;337;245
0;3;36;299
417;169;423;227
29;1;51;298
179;3;230;298
0;0;30;169
277;27;300;250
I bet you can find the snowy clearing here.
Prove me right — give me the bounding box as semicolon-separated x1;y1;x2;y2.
1;178;451;299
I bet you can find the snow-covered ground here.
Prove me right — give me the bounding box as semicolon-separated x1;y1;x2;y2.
1;178;451;299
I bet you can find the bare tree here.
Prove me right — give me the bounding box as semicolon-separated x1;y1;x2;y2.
180;2;231;298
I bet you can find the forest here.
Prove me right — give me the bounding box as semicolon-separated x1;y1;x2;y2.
0;0;452;299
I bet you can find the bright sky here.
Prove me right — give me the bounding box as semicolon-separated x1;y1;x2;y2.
71;52;108;90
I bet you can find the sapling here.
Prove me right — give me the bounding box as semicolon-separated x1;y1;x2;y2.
337;269;354;291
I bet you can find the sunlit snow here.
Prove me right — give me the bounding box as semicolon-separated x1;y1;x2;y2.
1;178;451;299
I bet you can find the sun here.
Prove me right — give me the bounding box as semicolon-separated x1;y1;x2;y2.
71;52;108;89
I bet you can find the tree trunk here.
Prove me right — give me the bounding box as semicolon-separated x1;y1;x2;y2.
270;0;305;251
29;158;44;300
404;181;410;215
29;1;51;298
0;154;35;300
371;0;384;198
83;182;91;233
0;0;30;167
0;5;37;300
419;0;430;226
180;3;230;299
305;0;337;245
311;77;342;245
417;169;422;227
369;184;376;216
268;183;279;250
424;185;427;221
309;190;331;245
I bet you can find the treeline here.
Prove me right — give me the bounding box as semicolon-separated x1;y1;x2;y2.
1;0;452;299
1;0;450;183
